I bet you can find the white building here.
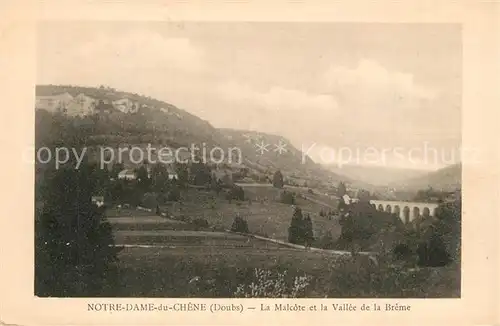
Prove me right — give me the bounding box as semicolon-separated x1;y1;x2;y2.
35;92;74;113
112;98;139;113
66;93;97;116
118;169;137;180
91;196;105;207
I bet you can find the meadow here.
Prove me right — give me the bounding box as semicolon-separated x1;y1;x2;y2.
161;185;342;242
105;209;460;298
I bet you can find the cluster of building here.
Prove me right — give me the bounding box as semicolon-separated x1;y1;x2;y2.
35;91;177;118
115;163;236;186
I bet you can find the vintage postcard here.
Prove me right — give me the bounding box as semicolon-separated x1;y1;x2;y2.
0;0;498;325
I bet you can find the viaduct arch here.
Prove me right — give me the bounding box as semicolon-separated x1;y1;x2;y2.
369;200;439;224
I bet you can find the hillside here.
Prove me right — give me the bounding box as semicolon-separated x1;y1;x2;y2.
35;85;347;187
391;163;462;191
218;128;349;187
36;85;220;146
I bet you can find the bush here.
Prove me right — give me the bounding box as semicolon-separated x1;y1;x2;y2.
234;268;312;298
316;231;335;249
141;192;158;209
191;218;210;231
177;215;191;223
280;191;295;205
226;185;245;201
231;216;249;233
393;243;413;261
417;235;451;267
167;187;181;201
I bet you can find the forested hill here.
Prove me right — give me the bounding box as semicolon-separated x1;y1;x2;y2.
35;85;346;187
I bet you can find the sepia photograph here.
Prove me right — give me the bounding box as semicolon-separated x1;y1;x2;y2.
33;21;463;299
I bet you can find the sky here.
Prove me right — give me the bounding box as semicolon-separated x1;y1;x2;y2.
37;22;462;170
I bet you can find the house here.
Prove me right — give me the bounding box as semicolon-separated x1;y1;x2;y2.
95;99;114;114
166;166;178;180
118;169;137;180
35;92;74;113
112;98;139;113
66;93;97;116
91;196;105;207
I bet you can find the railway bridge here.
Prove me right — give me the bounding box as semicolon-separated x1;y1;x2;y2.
369;200;439;224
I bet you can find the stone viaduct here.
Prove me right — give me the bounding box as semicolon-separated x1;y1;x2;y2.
369;200;439;224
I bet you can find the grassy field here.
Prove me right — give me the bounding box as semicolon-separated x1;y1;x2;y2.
113;244;344;297
104;209;460;298
110;245;460;298
106;207;157;217
162;187;342;241
102;187;460;299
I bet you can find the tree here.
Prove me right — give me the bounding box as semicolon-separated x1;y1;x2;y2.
356;189;371;202
227;185;245;201
231;215;249;233
336;201;401;253
136;165;151;191
35;166;119;296
151;163;169;193
303;214;314;246
317;230;335;249
211;178;223;195
191;162;211;186
337;182;347;197
167;184;181;202
416;197;460;266
110;162;124;179
288;206;304;244
272;170;284;188
175;163;189;188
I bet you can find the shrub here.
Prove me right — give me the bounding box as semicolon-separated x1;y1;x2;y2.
141;192;158;209
280;191;295;205
175;215;191;223
231;216;249;233
167;187;181;201
416;235;451;267
233;268;312;298
191;218;210;231
227;185;245;201
393;243;413;261
316;231;335;249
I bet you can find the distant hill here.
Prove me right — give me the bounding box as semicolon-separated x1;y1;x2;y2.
217;128;352;188
35;85;351;189
325;164;429;187
390;163;462;191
